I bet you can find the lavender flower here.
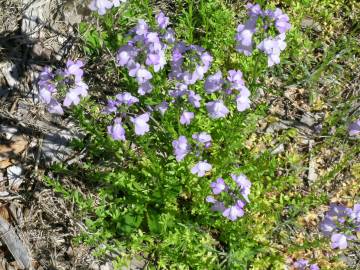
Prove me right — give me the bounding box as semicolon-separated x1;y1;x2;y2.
331;233;347;249
135;19;148;36
272;8;291;34
116;92;139;106
102;99;119;114
130;113;150;135
310;264;320;270
235;16;257;56
236;95;251;112
206;196;226;212
188;91;201;108
134;66;153;84
138;81;153;95
172;136;190;161
227;70;245;90
107;118;126;141
206;100;229;119
222;200;245;221
180;111;194;125
231;173;251;202
192;132;212;148
64;59;84;82
47;98;64;115
210;178;226;195
156;12;169;29
88;0;113;15
293;259;309;270
349;119;360;136
257;34;287;67
191;161;212;177
156;101;169;115
63;82;88;107
319;217;336;236
204;71;224;93
116;45;138;67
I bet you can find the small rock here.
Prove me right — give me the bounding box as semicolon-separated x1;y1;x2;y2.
7;166;23;191
100;262;114;270
271;144;284;155
300;114;315;127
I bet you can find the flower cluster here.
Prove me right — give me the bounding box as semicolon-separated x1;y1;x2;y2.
320;203;360;250
38;60;88;115
172;132;213;177
170;42;213;85
115;18;171;96
206;174;251;221
235;3;291;66
103;92;152;139
293;259;320;270
88;0;126;16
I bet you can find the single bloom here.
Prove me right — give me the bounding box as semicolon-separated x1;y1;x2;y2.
47;98;64;115
206;100;229;119
130;113;150;135
293;259;309;270
116;92;139;105
107;118;126;141
135;66;152;84
135;19;148;35
156;101;169;115
204;71;224;93
348;119;360;136
319;217;336;236
222;200;245;221
116;45;138;67
64;59;84;82
309;264;320;270
88;0;113;15
180;111;194;125
156;12;169;29
138;81;153;96
172;135;190;161
188;91;201;108
231;173;251;202
210;178;227;195
236;95;251;112
331;233;347;249
192;132;212;148
191;161;212;177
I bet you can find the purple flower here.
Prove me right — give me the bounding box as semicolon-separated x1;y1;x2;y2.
227;70;245;90
191;161;212;177
331;233;347;249
180;111;194;125
222;200;245;221
235;16;257;56
116;45;138;67
130;113;150;135
88;0;113;15
293;259;309;270
172;136;190;161
272;8;291;34
319;217;336;236
65;60;84;82
138;81;153;95
134;66;152;84
349;119;360;136
163;28;176;44
192;132;212;148
47;98;64;115
135;19;148;35
257;34;287;67
246;3;263;16
327;203;348;218
206;196;226;212
107;118;126;141
350;204;360;222
39;89;52;104
204;71;224;93
210;178;226;195
156;101;169;115
309;264;320;270
102;99;119;114
116;92;139;106
236;95;251;112
156;12;169;29
206;100;229;119
231;173;251;202
188;91;201;108
146;50;166;72
63;82;88;107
